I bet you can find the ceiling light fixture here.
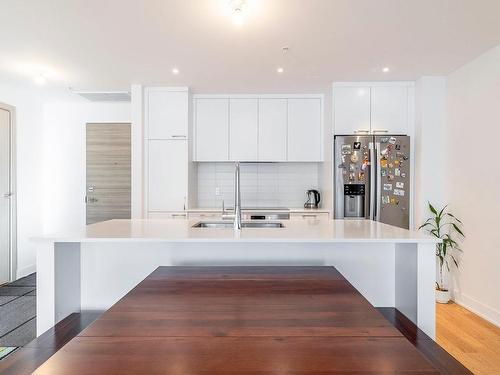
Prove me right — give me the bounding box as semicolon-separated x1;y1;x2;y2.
229;0;246;26
172;68;179;75
277;67;284;74
382;67;390;73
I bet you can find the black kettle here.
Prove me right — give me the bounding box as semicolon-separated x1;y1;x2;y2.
304;189;320;208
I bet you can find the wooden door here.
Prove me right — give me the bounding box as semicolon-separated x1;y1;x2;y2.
86;123;131;225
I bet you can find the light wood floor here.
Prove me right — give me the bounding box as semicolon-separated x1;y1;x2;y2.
437;302;500;374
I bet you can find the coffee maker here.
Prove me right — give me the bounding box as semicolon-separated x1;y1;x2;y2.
304;189;320;209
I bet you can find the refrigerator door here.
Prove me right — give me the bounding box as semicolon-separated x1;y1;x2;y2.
374;135;410;229
334;135;373;219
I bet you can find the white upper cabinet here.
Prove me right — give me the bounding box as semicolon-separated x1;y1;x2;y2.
371;86;409;135
333;86;371;135
193;95;323;162
195;98;229;161
287;98;322;162
333;83;412;135
258;98;287;161
146;88;188;139
148;140;188;211
229;99;258;161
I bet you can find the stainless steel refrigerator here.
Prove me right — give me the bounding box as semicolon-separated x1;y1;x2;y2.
334;135;411;229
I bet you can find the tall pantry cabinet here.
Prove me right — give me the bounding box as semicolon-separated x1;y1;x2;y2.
144;87;194;217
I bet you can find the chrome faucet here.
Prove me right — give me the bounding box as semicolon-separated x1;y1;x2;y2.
234;162;242;231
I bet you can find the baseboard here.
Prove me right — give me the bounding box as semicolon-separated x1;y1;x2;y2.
453;291;500;328
16;264;36;279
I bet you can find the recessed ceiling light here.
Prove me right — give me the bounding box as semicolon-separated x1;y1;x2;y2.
277;67;284;74
172;68;179;75
229;0;246;26
33;74;46;85
382;67;390;73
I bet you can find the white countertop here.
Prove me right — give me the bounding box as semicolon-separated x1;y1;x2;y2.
37;219;438;244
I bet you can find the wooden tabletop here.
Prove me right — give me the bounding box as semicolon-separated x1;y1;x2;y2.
33;266;439;374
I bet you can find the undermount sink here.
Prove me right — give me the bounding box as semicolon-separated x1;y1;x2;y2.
192;221;285;229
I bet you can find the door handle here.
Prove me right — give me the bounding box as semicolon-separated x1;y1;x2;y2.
171;135;187;138
85;196;98;203
2;192;12;198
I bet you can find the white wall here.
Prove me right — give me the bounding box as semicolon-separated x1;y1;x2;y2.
446;44;500;326
0;83;45;277
43;101;131;234
414;77;447;226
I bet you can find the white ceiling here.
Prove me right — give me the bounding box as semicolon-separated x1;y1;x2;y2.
2;0;500;93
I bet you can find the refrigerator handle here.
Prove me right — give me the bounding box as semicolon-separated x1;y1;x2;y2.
375;142;382;222
369;142;375;220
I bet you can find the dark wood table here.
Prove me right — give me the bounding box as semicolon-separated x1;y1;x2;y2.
32;266;440;374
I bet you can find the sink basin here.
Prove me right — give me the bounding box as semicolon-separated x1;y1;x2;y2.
192;221;285;229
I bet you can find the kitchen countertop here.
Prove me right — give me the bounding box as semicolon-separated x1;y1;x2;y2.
36;219;438;244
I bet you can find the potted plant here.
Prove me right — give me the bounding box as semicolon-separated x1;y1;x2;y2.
419;202;464;304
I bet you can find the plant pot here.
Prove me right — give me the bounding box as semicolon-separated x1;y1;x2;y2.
436;289;451;304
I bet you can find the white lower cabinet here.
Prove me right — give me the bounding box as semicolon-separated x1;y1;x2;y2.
290;212;330;220
148;140;188;211
148;212;188;219
188;211;221;220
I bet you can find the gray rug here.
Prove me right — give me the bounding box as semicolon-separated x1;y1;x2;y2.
0;273;36;355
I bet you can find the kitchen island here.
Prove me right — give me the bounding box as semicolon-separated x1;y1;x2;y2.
35;219;439;338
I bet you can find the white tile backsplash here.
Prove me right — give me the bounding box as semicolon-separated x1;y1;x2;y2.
196;163;320;208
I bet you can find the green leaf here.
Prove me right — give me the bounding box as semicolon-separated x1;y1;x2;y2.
446;213;462;224
419;222;434;230
452;223;465;237
438;205;448;219
451;255;459;268
428;202;438;215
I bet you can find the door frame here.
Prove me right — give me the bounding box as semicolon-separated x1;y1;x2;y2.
0;102;17;282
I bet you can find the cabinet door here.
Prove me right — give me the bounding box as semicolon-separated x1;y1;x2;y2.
195;98;229;161
371;86;408;135
229;99;258;161
287;98;322;161
258;98;287;161
147;89;188;139
148;140;188;211
333;86;371;135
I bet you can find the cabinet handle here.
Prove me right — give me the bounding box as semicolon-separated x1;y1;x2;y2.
171;213;187;217
372;129;389;133
302;214;317;218
171;135;187;138
354;130;370;134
